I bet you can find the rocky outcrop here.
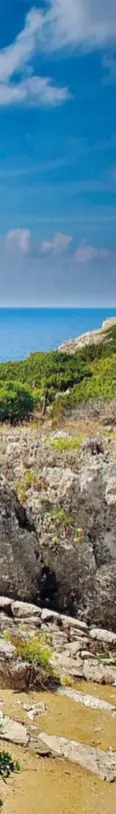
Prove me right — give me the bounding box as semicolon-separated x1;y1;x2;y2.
0;475;43;601
58;317;116;353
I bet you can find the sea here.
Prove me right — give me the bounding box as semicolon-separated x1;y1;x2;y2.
0;307;116;363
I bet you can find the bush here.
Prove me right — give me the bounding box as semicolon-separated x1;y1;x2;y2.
0;380;35;422
50;435;85;451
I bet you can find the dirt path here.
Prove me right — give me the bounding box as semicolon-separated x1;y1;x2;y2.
0;682;116;813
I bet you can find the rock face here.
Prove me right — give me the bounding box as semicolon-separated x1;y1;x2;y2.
0;475;42;601
0;426;116;630
39;458;116;629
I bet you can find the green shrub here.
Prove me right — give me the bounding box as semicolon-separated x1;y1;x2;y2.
50;435;85;451
9;634;53;673
0;380;35;422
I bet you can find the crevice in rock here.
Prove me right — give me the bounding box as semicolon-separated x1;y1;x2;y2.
14;497;36;535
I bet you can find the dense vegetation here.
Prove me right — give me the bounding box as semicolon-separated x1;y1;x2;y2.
0;325;115;420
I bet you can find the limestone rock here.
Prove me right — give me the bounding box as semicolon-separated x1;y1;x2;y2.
84;659;116;685
0;715;28;746
12;601;42;619
23;702;46;721
0;638;15;659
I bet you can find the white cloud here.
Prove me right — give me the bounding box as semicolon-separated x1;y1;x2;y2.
0;75;68;107
0;9;44;82
0;229;72;258
5;229;31;253
45;0;116;50
0;8;69;107
41;232;72;253
0;1;116;109
75;243;109;263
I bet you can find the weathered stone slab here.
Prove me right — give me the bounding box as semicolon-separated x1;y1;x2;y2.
90;628;116;647
39;733;116;781
59;687;116;714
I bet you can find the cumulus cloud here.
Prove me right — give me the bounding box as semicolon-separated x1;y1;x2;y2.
2;229;31;254
41;232;72;253
75;243;109;263
0;7;69;107
0;229;72;258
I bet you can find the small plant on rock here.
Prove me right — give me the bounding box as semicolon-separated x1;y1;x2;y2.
0;752;20;780
9;634;53;671
0;751;20;808
52;508;73;528
24;469;37;488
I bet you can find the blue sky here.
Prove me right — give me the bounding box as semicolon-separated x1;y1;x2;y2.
0;0;116;305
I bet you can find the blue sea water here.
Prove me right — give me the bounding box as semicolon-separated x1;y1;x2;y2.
0;308;116;363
